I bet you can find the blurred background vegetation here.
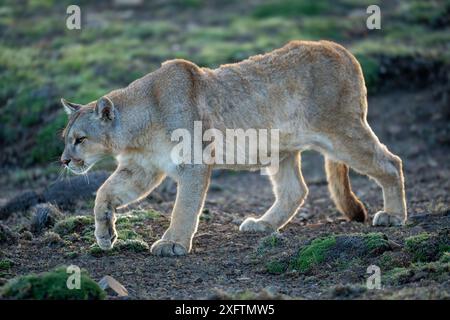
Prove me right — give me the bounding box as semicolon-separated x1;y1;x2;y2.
0;0;449;170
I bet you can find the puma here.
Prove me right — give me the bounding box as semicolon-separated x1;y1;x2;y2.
60;40;407;256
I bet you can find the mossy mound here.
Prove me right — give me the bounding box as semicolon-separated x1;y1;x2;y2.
53;210;159;244
0;259;14;271
405;229;450;262
89;239;149;257
41;231;67;247
53;215;94;236
384;260;450;285
291;236;337;273
0;267;105;300
265;260;288;275
288;232;391;273
116;210;161;226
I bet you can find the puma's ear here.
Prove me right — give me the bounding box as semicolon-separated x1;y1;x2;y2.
61;98;82;115
95;96;115;121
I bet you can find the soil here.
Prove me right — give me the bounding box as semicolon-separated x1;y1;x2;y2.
1;86;449;299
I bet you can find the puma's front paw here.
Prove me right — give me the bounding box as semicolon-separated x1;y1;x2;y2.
372;211;404;227
95;219;117;250
150;239;188;257
239;217;275;233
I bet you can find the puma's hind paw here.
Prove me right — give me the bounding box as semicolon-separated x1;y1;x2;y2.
372;211;404;227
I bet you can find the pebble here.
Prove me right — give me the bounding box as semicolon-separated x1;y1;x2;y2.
98;275;129;297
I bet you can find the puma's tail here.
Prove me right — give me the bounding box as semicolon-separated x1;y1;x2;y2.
325;159;367;222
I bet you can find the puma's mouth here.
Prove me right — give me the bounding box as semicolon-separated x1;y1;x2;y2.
66;161;96;175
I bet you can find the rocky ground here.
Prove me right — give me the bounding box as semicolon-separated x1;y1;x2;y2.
1;85;449;299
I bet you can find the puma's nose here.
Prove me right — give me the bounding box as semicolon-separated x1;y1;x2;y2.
61;158;71;166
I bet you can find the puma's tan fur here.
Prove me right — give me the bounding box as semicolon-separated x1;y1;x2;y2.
60;40;407;256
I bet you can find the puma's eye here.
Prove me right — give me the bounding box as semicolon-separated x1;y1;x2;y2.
74;137;86;145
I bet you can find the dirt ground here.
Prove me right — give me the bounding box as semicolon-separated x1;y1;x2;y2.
1;85;449;299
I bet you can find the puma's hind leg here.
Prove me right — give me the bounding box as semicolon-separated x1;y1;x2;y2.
240;152;308;232
325;124;407;226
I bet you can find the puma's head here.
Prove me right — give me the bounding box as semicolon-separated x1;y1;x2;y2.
60;96;116;174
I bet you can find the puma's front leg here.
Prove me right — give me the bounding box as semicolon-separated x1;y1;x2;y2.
151;165;211;257
95;164;165;250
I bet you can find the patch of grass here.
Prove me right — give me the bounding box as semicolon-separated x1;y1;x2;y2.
0;259;14;271
266;260;288;274
0;267;105;300
364;232;390;254
384;260;450;285
300;16;358;40
405;232;431;262
405;231;450;262
41;231;66;247
53;215;94;236
116;210;161;225
117;228;140;241
396;0;450;26
88;239;149;256
253;0;330;18
261;233;284;249
88;244;107;257
31;112;66;164
291;236;336;272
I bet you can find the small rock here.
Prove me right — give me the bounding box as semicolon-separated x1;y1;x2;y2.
98;276;128;297
30;204;63;234
388;240;402;250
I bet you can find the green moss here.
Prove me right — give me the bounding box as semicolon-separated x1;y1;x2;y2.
88;245;107;257
291;236;336;272
405;231;450;262
117;228;140;241
266;260;288;274
53;215;94;236
116;210;161;225
0;259;13;271
89;239;149;256
364;232;390;254
0;267;105;299
384;261;450;285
